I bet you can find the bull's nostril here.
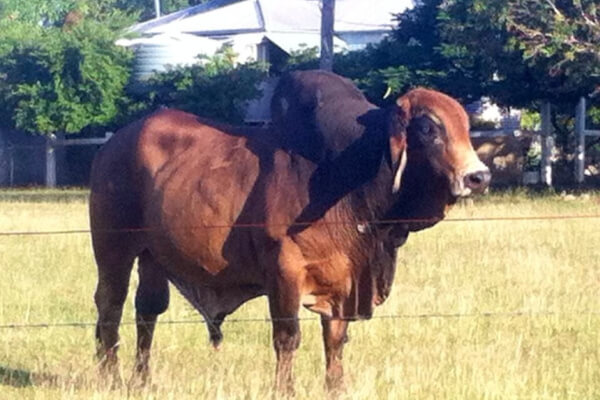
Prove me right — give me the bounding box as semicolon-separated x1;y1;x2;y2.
469;172;483;185
464;170;491;192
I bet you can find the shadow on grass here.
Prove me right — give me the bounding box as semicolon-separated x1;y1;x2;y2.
0;365;33;387
0;365;60;388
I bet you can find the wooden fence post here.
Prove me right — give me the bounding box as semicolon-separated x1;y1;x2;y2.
320;0;335;71
575;97;586;183
8;144;14;186
540;102;553;186
154;0;161;18
45;134;57;188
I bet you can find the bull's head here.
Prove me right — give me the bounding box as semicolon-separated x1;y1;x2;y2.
395;88;491;198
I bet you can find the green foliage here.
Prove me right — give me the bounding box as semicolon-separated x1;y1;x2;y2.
0;0;263;136
0;0;138;27
0;24;134;135
589;105;600;127
286;46;319;69
0;0;73;25
134;47;268;123
331;0;481;106
0;0;137;135
506;0;600;77
437;0;600;108
520;110;541;130
286;0;598;111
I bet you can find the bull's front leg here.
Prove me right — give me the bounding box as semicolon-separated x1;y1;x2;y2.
321;317;349;392
269;294;300;395
268;239;303;395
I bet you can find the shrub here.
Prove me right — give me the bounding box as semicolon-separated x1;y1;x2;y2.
133;47;268;124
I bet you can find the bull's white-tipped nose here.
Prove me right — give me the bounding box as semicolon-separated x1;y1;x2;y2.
464;169;491;194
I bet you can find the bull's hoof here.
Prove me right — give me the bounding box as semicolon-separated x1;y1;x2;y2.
274;383;296;399
96;348;124;389
325;374;347;398
128;363;151;389
97;364;123;390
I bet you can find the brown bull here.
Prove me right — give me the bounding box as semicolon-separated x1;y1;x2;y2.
89;83;489;393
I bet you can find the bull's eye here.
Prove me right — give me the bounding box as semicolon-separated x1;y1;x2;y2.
414;116;437;138
407;114;444;150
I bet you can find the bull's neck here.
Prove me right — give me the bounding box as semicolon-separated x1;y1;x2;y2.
386;152;453;231
329;123;398;225
290;108;399;231
344;157;397;223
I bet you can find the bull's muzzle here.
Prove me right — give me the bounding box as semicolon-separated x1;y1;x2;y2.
464;169;491;194
451;160;491;197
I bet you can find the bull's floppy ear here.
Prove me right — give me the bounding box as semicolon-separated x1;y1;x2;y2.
389;96;411;193
390;136;407;193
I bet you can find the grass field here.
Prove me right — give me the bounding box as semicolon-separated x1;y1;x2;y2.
0;188;599;399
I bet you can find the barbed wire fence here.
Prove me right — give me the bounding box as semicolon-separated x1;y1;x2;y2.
2;310;600;331
0;212;599;330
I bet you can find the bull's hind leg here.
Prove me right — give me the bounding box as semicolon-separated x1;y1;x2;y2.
132;250;170;384
93;249;135;384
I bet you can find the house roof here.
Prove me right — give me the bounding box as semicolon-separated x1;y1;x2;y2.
131;0;412;36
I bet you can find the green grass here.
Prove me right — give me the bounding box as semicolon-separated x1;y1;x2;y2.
0;190;599;399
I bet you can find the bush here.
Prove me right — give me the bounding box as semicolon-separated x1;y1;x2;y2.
0;20;134;135
132;48;268;124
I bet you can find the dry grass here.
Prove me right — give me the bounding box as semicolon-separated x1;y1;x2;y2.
0;189;599;399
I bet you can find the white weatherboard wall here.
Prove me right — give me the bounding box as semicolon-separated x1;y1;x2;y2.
125;0;413;61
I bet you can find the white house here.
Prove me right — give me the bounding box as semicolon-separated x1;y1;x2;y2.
118;0;413;121
125;0;412;62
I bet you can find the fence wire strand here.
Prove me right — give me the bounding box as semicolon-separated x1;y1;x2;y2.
2;310;600;330
1;208;598;330
0;214;599;237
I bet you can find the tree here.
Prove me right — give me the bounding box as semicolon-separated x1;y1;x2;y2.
506;0;600;85
324;0;600;111
437;0;599;107
134;47;268;123
331;0;491;105
0;0;136;135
